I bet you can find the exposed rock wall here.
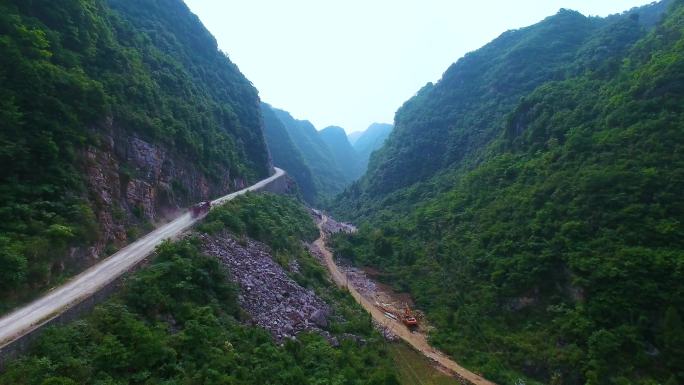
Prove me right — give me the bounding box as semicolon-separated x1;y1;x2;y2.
81;117;250;263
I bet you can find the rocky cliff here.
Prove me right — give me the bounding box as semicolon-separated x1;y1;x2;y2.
82;118;256;261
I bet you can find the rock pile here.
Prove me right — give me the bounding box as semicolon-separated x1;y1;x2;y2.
306;242;326;264
201;233;330;342
320;214;357;235
345;267;378;299
372;319;397;342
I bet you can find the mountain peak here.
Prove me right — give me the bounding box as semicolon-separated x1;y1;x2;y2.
320;125;348;136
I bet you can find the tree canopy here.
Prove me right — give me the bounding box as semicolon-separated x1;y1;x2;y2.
330;1;684;384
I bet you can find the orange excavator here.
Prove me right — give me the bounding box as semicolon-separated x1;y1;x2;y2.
401;306;418;329
376;302;419;329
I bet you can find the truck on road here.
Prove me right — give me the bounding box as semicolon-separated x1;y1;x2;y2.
190;201;211;218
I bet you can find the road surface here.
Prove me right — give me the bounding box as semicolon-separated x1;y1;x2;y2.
314;215;497;385
0;167;285;349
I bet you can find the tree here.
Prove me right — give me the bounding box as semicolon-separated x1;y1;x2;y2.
663;306;684;377
0;236;26;290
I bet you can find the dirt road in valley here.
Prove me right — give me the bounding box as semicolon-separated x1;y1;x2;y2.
0;168;285;350
313;215;497;385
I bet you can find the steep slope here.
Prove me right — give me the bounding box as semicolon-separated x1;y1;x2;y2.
319;126;361;181
352;123;393;174
260;103;317;203
272;108;348;197
0;0;270;311
337;3;672;221
331;2;683;384
357;6;671;201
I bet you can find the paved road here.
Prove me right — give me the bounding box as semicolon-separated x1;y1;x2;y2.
314;215;497;385
0;167;285;348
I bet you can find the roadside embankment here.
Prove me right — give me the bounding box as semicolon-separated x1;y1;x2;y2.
0;168;289;369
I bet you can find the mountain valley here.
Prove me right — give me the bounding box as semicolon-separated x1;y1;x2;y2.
1;1;683;385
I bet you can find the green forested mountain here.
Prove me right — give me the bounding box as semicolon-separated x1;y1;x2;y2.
0;0;270;311
271;107;349;198
260;103;317;203
352;123;393;174
331;1;684;384
319;125;362;181
261;109;390;202
353;4;672;200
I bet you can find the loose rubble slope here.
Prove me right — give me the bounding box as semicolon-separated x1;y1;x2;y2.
200;232;329;341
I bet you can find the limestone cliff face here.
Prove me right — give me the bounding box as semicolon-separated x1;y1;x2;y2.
81;117;253;261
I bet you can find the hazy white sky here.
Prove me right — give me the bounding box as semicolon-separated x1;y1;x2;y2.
184;0;654;133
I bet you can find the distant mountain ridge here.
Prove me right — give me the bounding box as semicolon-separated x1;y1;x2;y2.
260;103;317;203
352;123;393;173
267;107;348;201
319;126;362;181
261;106;391;202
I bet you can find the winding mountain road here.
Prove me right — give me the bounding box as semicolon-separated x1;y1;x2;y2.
0;167;285;350
314;215;497;385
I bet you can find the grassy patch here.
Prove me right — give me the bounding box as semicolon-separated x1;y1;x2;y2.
389;343;461;385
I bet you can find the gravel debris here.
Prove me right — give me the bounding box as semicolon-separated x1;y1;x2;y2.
372;319;398;341
200;232;330;342
319;213;356;235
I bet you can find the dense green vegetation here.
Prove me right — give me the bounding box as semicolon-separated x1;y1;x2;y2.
107;0;270;178
200;193;324;290
199;192;318;256
347;3;671;201
388;344;460;385
0;0;270;311
331;1;684;384
0;194;400;385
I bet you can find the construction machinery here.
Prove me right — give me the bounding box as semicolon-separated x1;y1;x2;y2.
190;201;211;218
401;306;418;329
376;302;419;329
